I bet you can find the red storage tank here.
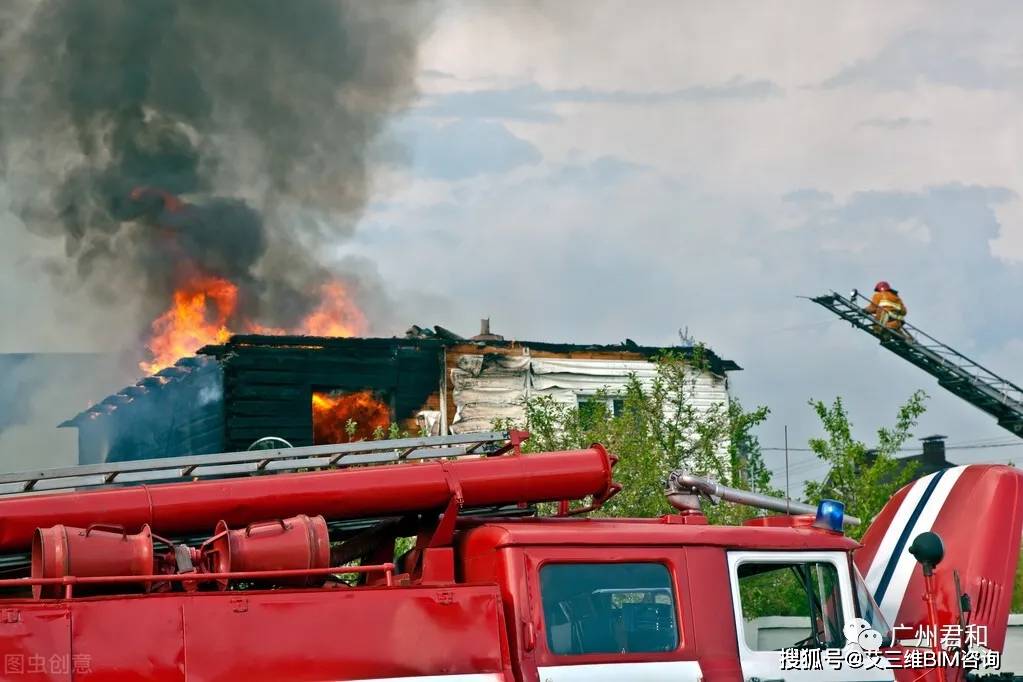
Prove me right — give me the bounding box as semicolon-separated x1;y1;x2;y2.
203;514;330;589
32;523;155;598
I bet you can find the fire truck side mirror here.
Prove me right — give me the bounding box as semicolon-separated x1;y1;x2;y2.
908;531;945;577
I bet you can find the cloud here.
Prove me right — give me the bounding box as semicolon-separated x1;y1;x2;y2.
857;117;932;130
821;30;1023;91
783;188;834;204
420;68;459;81
990;196;1023;262
774;182;1018;339
414;78;783;121
396;117;543;180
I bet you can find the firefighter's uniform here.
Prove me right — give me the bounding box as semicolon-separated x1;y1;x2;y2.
865;287;906;330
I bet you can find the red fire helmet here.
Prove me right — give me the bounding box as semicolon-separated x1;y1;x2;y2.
874;280;891;292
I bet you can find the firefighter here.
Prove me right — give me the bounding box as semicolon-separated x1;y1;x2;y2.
864;281;909;337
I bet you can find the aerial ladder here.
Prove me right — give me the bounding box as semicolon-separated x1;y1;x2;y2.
810;289;1023;437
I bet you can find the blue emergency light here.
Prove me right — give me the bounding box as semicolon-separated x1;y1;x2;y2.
812;499;845;533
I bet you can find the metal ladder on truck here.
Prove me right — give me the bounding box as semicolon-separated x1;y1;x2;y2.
810;290;1023;437
0;430;528;495
0;430;533;574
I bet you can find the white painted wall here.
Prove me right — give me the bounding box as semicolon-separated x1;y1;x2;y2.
449;350;731;434
1003;615;1023;673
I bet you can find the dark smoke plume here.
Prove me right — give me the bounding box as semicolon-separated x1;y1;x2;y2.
0;0;428;333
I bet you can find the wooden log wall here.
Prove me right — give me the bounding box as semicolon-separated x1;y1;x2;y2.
214;337;443;450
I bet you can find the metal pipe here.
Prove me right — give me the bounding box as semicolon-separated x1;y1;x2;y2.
0;446;616;551
666;470;860;526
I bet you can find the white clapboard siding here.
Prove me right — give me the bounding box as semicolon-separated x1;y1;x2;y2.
450;352;731;439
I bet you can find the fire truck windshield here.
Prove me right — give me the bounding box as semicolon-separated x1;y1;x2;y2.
852;566;893;645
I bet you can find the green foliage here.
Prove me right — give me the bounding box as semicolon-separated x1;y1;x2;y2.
802;391;928;540
738;562;840;621
713;398;778;525
497;349;773;521
1014;548;1023;611
370;423;410;440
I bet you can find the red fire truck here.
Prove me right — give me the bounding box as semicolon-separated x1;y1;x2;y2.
0;431;1019;681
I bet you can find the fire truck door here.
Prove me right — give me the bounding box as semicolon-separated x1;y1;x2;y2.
727;550;895;682
525;549;701;682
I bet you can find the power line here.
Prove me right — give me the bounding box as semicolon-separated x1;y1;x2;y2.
784;464;830;476
758;319;841;336
760;444;1023;477
760;440;1023;453
946;442;1023;450
946;435;1019;446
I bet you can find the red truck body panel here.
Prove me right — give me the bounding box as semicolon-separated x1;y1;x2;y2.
458;521;760;682
0;585;512;681
458;516;859;552
856;464;1023;651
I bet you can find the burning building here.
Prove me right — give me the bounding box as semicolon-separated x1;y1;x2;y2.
61;322;740;465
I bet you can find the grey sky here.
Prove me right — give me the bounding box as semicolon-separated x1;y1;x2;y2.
3;1;1023;485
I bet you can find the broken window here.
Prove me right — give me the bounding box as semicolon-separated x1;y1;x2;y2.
311;389;390;444
576;395;625;427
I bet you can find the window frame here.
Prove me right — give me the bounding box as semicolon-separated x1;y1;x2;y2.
850;563;893;646
575;393;625;419
526;548;690;667
727;550;855;656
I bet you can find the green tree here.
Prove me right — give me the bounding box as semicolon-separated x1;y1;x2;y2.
1014;548;1023;611
714;397;777;525
802;391;927;540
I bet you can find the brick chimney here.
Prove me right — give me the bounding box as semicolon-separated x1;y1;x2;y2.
470;318;504;342
920;434;948;469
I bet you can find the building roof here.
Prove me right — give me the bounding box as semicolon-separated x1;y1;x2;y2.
59;354;220;428
404;325;740;374
823;435;958;490
60;331;740;431
892;434;957;478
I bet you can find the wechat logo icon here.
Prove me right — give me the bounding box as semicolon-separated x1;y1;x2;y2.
844;618;883;652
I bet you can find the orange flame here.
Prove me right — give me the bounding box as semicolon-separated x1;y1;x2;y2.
247;282;368;338
302;282;368;337
312;390;390;444
134;189;371;374
142;279;369;374
140;276;237;374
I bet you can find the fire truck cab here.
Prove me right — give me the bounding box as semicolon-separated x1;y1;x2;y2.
457;516;882;682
